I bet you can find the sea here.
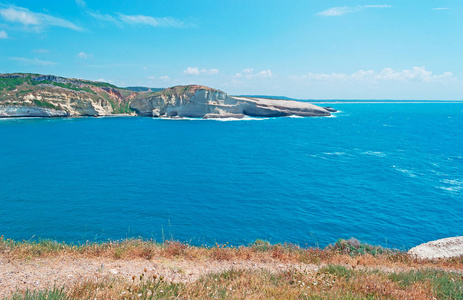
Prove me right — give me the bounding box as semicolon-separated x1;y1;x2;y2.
1;102;462;249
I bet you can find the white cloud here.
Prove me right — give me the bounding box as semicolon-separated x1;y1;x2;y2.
117;14;185;28
87;11;121;26
0;30;7;39
9;56;56;66
202;68;219;75
86;9;191;28
317;5;391;16
184;67;199;75
96;78;112;83
295;67;455;82
147;75;170;80
432;7;449;10
77;52;92;59
75;0;87;8
0;5;83;31
363;5;391;8
317;6;361;16
183;67;219;76
255;70;272;78
235;68;272;79
0;7;38;25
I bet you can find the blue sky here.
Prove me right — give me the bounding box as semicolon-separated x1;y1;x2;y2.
0;0;462;99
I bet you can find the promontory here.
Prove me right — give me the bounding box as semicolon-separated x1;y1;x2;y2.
0;73;334;119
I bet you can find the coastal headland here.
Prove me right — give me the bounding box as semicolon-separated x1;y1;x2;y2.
0;73;333;119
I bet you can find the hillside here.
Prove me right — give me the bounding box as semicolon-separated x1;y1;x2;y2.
125;86;165;93
0;73;332;118
0;73;137;116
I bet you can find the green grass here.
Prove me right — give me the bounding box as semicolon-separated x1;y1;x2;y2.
83;80;118;89
8;287;69;300
389;269;463;299
33;100;56;110
319;265;354;279
0;77;28;91
112;101;133;114
29;80;92;93
330;238;386;256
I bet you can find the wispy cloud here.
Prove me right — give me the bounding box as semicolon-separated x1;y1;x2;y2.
117;14;186;28
84;8;191;28
9;56;56;66
317;5;391;17
432;7;449;10
234;68;272;79
293;67;455;82
77;52;92;59
0;30;7;39
0;5;83;32
87;11;122;27
75;0;86;8
183;67;219;76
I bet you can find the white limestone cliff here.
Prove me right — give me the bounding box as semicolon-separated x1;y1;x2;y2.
129;86;331;118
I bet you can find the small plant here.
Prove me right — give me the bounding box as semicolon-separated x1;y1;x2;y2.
329;237;386;256
8;286;69;300
251;239;272;252
161;240;187;258
319;265;354;279
33;100;56;109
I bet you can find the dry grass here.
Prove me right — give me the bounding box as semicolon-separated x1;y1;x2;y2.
2;236;462;271
2;236;463;299
8;266;463;299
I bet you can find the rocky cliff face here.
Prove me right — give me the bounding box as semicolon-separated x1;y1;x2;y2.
0;105;69;118
130;85;242;117
0;73;134;118
130;85;331;118
0;73;333;119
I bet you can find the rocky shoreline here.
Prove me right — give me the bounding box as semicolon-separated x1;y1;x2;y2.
0;73;335;119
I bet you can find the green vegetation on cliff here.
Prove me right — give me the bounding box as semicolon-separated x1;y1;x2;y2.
0;73;138;115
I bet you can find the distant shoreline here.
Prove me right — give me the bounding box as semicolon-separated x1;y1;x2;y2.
307;100;463;104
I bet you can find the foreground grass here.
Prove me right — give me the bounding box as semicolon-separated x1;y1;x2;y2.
2;237;463;299
7;267;463;299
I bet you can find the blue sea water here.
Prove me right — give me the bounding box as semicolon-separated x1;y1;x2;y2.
0;103;462;249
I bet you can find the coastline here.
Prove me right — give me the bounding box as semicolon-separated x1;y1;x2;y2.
0;111;338;120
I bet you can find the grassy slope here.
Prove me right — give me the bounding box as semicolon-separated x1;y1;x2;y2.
134;84;222;101
0;74;135;114
1;74;222;115
2;237;462;299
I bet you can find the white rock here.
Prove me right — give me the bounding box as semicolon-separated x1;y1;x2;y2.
408;236;463;259
129;87;331;118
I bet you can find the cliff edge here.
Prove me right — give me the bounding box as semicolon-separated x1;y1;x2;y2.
0;73;332;118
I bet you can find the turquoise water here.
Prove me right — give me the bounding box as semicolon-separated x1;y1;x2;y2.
1;103;462;249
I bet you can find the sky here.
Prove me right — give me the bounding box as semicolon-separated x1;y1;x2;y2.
0;0;462;99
